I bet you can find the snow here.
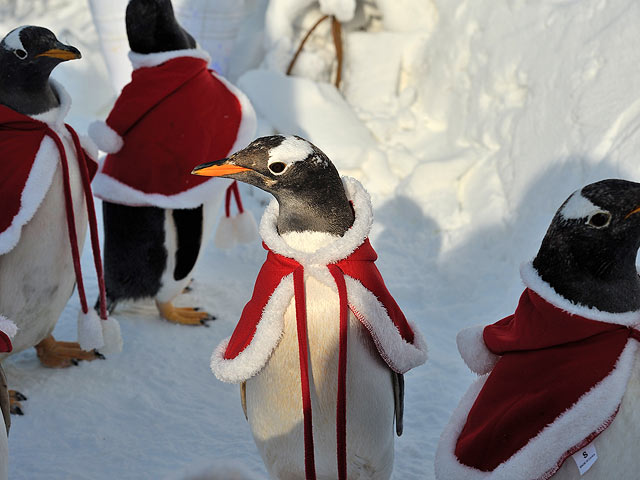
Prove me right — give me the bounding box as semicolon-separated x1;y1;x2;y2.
2;0;640;478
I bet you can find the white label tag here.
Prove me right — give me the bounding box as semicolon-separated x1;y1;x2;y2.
571;442;598;475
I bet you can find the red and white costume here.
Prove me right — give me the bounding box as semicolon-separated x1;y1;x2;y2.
436;262;640;480
89;48;256;210
0;81;121;354
212;177;427;479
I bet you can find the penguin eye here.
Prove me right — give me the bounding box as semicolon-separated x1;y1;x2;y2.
269;162;287;175
14;49;27;60
587;211;611;229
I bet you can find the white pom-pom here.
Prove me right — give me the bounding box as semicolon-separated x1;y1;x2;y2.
214;216;237;249
77;309;104;351
456;324;499;375
232;211;258;244
99;316;123;355
0;316;17;339
88;120;124;154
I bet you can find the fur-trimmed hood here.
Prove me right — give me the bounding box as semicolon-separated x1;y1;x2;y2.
89;48;256;209
211;177;427;383
436;262;640;480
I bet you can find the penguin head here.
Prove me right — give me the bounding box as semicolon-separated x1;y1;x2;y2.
0;26;81;86
126;0;196;54
192;135;355;235
533;179;640;311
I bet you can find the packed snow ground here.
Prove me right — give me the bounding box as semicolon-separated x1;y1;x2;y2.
2;0;640;478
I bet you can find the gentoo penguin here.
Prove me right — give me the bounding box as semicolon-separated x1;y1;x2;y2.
192;135;427;479
0;25;120;392
436;179;640;479
89;0;256;325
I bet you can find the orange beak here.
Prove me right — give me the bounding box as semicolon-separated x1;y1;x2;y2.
625;206;640;220
36;48;81;61
191;161;250;177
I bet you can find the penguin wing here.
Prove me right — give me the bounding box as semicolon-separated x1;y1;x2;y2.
171;206;203;282
393;372;404;436
0;366;9;435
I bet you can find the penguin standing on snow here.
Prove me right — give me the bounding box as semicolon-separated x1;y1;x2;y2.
436;179;640;479
192;135;427;479
89;0;256;325
0;26;120;392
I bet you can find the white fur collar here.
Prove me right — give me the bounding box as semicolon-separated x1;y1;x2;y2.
29;79;72;130
259;177;373;267
128;47;211;70
520;262;640;326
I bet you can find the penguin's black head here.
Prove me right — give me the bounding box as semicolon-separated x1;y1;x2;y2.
192;135;341;196
192;135;355;235
0;26;80;85
126;0;196;54
533;179;640;312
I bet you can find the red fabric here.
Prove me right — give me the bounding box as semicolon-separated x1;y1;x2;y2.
223;238;414;360
0;105;97;246
455;288;638;472
0;333;11;353
101;56;242;198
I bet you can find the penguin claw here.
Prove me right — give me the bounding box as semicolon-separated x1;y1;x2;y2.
156;301;215;326
71;359;79;366
9;390;26;416
10;405;23;416
93;350;106;360
35;335;105;368
11;391;27;402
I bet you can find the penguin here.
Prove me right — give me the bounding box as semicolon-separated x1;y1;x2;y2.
192;135;427;479
89;0;256;325
436;179;640;479
0;26;115;383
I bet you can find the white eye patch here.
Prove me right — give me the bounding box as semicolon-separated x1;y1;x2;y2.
3;26;28;52
560;190;609;221
267;136;315;174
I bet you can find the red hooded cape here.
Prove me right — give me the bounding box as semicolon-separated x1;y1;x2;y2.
454;288;640;476
0;104;97;255
90;50;255;208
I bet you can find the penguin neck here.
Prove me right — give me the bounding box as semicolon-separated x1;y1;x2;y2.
533;246;640;313
0;75;59;115
274;189;355;237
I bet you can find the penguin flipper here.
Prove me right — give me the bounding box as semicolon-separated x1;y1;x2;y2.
0;367;10;427
172;206;203;282
393;372;404;436
241;382;248;420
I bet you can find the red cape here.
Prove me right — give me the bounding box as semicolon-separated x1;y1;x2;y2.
92;53;254;207
224;238;415;361
454;288;640;474
0;104;97;255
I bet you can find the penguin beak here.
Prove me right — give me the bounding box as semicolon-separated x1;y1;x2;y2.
625;206;640;220
36;43;81;61
191;158;251;177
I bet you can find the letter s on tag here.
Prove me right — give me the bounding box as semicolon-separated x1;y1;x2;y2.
571;442;598;475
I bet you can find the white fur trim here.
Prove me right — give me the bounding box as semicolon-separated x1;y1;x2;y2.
0;316;17;339
456;325;499;375
211;275;292;384
259;177;373;266
345;277;427;374
214;216;237;249
0;136;58;255
88;120;123;154
99;316;123;355
128;48;211;70
233;211;258;244
521;262;640;326
212;71;257;155
435;340;638;479
92;171;231;209
77;309;104;352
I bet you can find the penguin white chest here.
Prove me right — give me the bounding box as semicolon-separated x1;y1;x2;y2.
552;353;640;479
0;133;88;355
245;275;395;480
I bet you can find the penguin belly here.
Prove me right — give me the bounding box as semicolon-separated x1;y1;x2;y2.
552;353;640;479
246;276;395;480
0;140;87;356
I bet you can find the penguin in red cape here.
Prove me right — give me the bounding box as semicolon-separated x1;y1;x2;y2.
192;135;427;480
436;179;640;480
0;26;121;403
89;0;257;325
